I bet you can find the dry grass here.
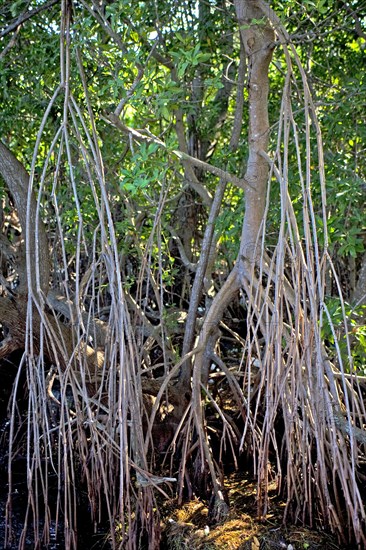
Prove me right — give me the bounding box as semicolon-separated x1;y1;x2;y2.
162;474;342;550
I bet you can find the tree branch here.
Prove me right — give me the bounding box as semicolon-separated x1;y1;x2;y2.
0;0;59;39
103;113;251;191
0;141;50;293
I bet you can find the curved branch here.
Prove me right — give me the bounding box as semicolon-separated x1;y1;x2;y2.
103;114;251;192
0;141;50;293
0;0;59;39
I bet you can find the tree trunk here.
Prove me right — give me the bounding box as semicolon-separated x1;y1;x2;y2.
0;141;107;375
191;0;275;378
186;0;275;516
0;141;50;293
352;251;366;307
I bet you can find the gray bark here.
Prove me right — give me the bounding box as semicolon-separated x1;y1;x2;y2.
352;252;366;307
0;141;50;293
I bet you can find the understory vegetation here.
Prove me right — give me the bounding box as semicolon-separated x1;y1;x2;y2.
0;0;365;548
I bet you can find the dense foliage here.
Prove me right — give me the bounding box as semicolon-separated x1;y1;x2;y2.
0;1;365;548
2;0;365;321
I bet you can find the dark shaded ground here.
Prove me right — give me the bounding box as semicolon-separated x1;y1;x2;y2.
160;474;347;550
0;354;356;549
0;458;107;549
0;355;102;550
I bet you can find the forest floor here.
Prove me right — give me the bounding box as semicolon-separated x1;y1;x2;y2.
0;357;354;549
0;481;350;550
160;472;344;550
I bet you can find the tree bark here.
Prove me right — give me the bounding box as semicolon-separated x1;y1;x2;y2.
352;251;366;307
0;141;50;293
0;142;107;375
190;0;275;381
185;0;275;516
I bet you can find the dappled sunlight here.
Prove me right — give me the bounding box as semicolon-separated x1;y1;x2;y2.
0;0;365;548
